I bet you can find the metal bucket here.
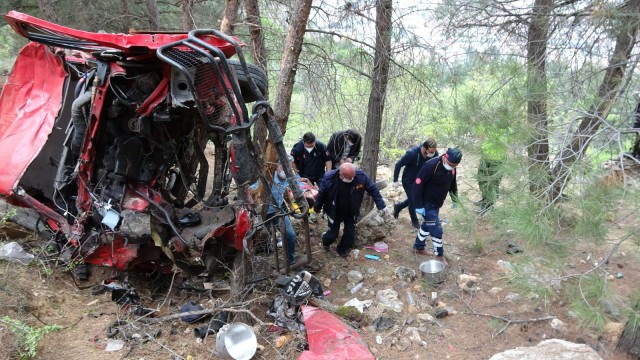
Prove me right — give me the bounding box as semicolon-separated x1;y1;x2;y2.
215;323;257;360
420;260;445;284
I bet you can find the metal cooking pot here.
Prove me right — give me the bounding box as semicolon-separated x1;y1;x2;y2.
420;260;445;284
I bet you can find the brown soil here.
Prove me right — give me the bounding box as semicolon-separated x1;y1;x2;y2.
0;210;637;360
1;165;639;359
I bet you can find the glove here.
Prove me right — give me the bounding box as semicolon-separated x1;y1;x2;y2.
415;208;426;216
392;181;400;188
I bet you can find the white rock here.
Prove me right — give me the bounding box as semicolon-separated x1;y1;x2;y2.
489;339;602;360
376;289;404;313
550;318;567;333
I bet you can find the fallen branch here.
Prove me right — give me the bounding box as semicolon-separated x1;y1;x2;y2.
139;306;272;326
463;311;555;336
137;295;268;324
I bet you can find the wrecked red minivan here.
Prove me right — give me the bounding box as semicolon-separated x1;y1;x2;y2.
0;11;309;278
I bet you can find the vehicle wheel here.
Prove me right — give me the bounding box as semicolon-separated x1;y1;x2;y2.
228;60;267;103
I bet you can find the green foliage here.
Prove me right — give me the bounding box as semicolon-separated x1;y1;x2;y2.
0;316;62;359
495;194;555;245
566;275;612;332
2;208;16;224
571;181;621;243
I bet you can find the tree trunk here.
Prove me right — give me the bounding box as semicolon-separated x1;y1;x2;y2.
121;0;132;32
221;0;240;35
526;0;553;196
257;0;311;217
182;0;195;31
245;0;270;153
37;0;59;24
145;0;161;31
271;0;312;132
361;0;393;214
548;0;640;201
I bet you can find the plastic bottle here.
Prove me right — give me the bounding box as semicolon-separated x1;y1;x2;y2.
350;282;364;294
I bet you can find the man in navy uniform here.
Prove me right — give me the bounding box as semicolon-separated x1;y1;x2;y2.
392;138;439;228
290;132;331;185
412;148;462;264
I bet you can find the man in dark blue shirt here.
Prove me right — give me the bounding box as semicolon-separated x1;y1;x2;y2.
412;148;462;264
314;163;386;258
290;132;331;185
392;139;438;228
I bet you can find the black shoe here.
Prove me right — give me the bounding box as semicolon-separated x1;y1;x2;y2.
336;251;349;259
393;204;400;219
411;220;421;229
323;245;330;252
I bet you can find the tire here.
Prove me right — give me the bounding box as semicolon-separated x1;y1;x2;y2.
228;59;267;103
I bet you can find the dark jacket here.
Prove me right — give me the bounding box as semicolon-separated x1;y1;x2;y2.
412;156;458;208
314;169;385;220
326;131;362;167
393;145;439;187
290;140;329;182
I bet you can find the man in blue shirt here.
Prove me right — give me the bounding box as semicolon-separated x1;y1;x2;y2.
290;132;331;185
412;148;462;264
314;163;386;258
392;139;438;228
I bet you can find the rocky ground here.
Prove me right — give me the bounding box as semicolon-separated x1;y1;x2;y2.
0;164;639;359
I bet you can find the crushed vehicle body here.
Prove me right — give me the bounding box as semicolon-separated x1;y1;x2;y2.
0;11;310;277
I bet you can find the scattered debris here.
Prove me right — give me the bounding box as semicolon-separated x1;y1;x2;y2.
194;311;229;339
506;241;523;255
299;306;374;360
365;241;389;253
104;339;125;352
215;323;257;360
344;298;373;313
180;302;205;323
350;282;365;294
0;241;34;265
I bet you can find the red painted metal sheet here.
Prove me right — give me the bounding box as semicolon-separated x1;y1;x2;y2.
4;11;238;58
298;305;375;360
0;42;66;195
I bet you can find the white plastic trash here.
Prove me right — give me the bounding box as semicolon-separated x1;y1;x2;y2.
216;323;257;360
0;242;34;265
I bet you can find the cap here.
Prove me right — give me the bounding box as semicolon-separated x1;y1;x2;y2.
446;148;463;163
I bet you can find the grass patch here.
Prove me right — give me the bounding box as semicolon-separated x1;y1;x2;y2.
0;317;62;360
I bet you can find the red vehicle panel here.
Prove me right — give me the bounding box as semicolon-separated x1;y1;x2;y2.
0;42;66;195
